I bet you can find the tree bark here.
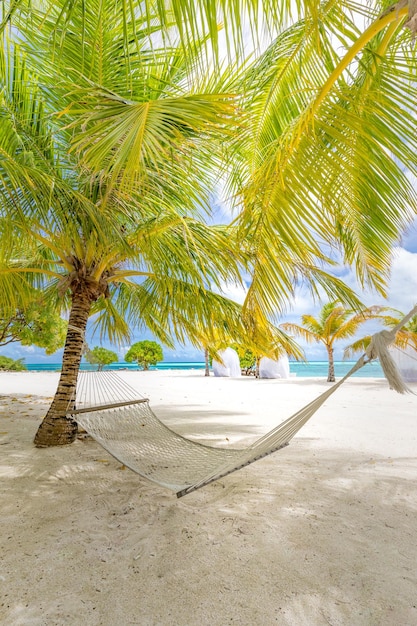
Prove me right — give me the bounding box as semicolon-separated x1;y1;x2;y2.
204;348;210;377
34;288;93;447
327;346;335;383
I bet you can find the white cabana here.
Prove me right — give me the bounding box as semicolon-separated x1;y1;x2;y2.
212;348;241;377
259;355;290;379
390;345;417;383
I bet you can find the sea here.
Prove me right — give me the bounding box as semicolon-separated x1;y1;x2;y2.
26;360;385;378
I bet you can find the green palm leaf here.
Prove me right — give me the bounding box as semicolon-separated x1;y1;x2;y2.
232;2;417;317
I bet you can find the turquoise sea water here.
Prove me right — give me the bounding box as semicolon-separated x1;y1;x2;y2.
26;360;385;378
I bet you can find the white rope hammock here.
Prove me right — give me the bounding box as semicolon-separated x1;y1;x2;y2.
70;305;417;498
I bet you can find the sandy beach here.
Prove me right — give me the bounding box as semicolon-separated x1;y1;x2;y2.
1;370;417;626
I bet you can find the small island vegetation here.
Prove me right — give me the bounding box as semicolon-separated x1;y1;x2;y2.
84;347;119;371
0;356;27;371
125;341;164;371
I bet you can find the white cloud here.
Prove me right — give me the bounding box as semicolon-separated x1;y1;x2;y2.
285;291;321;319
386;248;417;313
20;345;36;353
212;279;248;305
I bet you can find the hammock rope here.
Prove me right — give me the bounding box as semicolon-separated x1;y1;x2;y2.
70;305;417;498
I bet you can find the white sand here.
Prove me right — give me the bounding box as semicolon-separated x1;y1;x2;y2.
1;370;416;626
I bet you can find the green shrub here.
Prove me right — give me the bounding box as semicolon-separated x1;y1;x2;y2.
124;340;163;370
0;356;27;371
231;344;256;375
85;346;118;371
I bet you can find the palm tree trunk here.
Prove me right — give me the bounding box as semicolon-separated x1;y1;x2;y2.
255;356;261;378
204;348;210;377
327;346;335;383
34;289;93;447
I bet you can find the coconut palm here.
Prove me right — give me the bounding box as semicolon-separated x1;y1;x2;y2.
61;0;417;312
6;0;416;316
0;4;246;446
6;2;416;255
281;302;384;382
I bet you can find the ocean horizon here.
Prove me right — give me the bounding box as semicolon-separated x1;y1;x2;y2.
25;360;386;378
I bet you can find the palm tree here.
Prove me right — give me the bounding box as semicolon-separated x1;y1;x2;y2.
0;4;246;446
6;4;416;296
76;0;415;319
402;315;417;349
281;302;384;382
90;0;415;333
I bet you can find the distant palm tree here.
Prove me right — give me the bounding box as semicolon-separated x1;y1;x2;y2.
281;303;383;382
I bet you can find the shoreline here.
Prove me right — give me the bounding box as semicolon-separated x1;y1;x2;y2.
13;357;387;378
1;370;417;625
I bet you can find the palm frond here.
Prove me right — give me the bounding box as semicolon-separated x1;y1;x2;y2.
232;2;417;316
280;321;320;344
343;335;371;359
105;276;247;350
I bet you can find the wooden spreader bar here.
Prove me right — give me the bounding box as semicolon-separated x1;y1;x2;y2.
69;398;149;415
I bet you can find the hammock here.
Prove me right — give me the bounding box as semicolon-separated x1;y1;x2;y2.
70;307;417;498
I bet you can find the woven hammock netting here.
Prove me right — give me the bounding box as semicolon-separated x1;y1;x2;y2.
72;305;417;497
73;359;363;497
75;370;245;493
